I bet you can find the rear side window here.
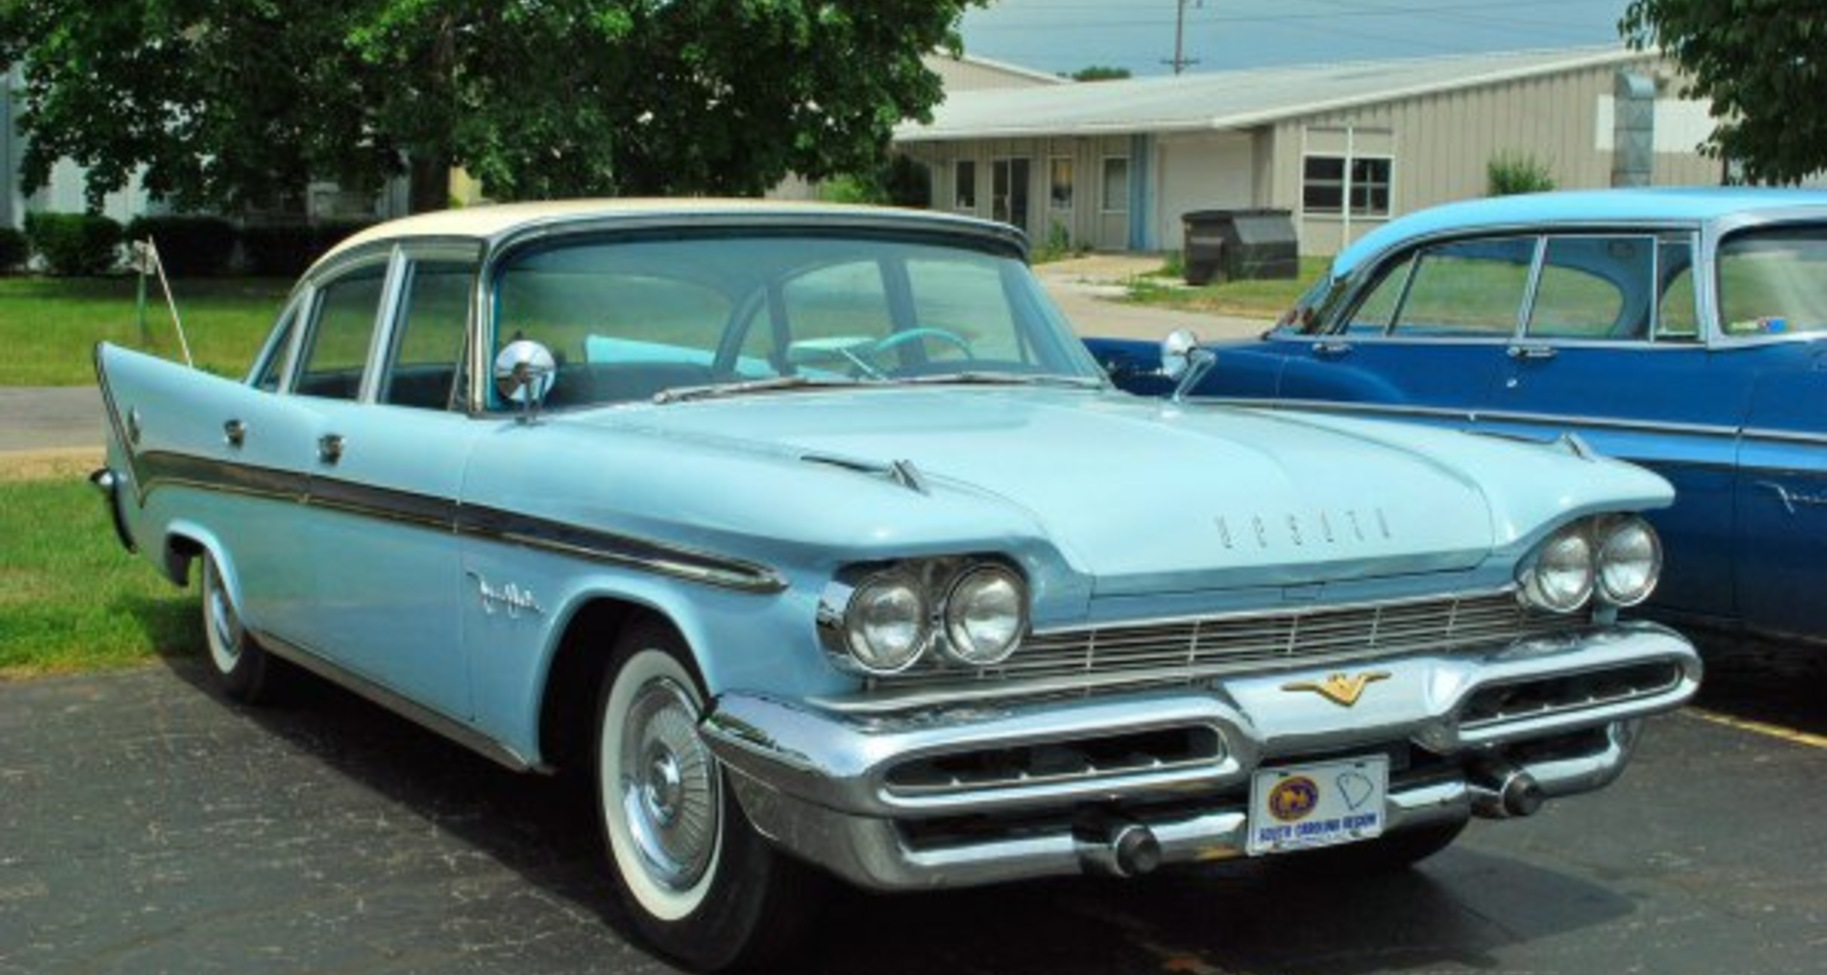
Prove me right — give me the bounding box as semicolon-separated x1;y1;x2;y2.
381;262;473;409
296;264;386;400
1718;225;1827;337
252;307;298;393
1527;236;1653;340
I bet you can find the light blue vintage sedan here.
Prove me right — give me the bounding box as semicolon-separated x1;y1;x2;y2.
95;200;1700;971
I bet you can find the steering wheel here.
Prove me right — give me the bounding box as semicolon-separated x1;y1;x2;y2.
862;326;975;366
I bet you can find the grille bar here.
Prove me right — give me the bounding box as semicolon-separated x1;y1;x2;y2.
895;589;1574;693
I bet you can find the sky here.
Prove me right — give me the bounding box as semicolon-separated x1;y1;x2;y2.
958;0;1638;77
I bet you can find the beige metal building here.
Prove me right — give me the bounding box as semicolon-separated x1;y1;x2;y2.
894;47;1720;255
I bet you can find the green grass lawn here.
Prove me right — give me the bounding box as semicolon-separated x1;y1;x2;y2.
0;275;291;386
0;465;197;677
1121;256;1330;319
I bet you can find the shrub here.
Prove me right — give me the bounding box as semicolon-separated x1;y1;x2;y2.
0;227;26;274
124;215;238;276
241;220;375;277
1487;151;1557;196
23;212;124;276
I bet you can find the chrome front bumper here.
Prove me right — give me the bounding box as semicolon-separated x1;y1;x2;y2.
701;621;1700;891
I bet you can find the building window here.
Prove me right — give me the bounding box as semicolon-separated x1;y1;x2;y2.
1303;155;1392;217
1101;157;1128;213
1049;157;1073;209
954;160;977;210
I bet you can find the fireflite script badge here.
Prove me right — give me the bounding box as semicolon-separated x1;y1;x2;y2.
1282;671;1391;707
466;571;543;618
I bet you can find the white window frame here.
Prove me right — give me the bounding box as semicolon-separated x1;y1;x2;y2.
1301;153;1394;219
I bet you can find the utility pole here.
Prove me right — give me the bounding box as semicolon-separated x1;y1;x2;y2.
1164;0;1202;75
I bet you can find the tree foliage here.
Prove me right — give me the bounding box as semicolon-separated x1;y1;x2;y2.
1621;0;1827;183
1066;65;1131;82
0;1;982;213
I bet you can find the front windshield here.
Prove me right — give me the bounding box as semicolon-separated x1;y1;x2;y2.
491;231;1104;409
1718;225;1827;338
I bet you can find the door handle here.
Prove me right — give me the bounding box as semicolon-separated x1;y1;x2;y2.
1506;344;1557;360
318;433;344;465
1311;340;1353;358
223;419;246;448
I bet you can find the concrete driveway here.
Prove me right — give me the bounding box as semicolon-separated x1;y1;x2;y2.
1036;254;1272;342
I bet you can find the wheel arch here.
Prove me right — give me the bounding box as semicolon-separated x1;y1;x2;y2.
536;595;699;774
159;519;227;591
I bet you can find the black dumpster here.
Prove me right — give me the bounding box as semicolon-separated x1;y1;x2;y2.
1181;209;1299;285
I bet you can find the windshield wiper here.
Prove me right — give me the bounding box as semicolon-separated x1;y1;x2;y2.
902;371;1105;389
652;375;861;404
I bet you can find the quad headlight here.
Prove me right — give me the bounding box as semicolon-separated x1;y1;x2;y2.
1517;515;1662;613
942;564;1027;666
1595;515;1662;607
822;558;1029;676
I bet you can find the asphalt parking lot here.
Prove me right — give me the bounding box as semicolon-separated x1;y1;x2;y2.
1;639;1822;975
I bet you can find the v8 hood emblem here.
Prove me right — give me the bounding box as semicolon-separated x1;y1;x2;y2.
1281;671;1391;707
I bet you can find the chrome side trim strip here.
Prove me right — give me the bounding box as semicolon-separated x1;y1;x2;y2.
460;505;787;593
1742;426;1827;448
253;629;542;774
1208;397;1745;442
119;446;784;593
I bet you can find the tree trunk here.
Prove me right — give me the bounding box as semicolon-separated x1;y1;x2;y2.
409;153;452;214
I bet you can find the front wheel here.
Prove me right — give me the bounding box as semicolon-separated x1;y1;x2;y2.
200;552;280;704
594;620;818;970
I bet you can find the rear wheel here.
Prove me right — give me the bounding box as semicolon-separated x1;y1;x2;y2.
594;620;818;970
199;552;279;704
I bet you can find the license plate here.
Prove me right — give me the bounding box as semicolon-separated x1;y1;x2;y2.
1246;756;1389;856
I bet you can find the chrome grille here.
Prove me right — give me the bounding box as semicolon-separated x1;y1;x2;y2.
895;590;1575;693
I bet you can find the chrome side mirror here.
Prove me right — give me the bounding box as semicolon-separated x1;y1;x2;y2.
493;339;557;420
1160;328;1217;403
1160;329;1201;381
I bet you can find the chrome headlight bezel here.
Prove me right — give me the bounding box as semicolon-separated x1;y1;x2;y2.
1594;515;1663;607
1517;522;1596;614
838;569;932;675
1517;514;1664;614
819;557;1031;677
941;563;1029;667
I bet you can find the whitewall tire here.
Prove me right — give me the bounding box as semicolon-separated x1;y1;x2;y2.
593;619;819;970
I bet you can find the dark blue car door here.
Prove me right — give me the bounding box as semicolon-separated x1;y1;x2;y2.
1478;234;1746;620
1733;348;1827;638
1275;236;1530;419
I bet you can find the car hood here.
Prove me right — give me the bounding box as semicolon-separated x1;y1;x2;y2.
565;387;1627;594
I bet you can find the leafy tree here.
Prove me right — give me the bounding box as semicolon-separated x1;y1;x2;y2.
0;1;983;214
1621;0;1827;182
1067;65;1131;82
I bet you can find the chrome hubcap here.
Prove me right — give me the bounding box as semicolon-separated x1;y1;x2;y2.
619;678;718;892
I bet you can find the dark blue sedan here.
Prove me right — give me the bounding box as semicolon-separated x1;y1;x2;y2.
1089;188;1827;646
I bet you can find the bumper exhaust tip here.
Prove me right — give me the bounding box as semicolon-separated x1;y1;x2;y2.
1470;763;1545;819
1076;819;1163;878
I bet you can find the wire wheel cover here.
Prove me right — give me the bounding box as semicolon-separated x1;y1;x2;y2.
618;678;720;891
